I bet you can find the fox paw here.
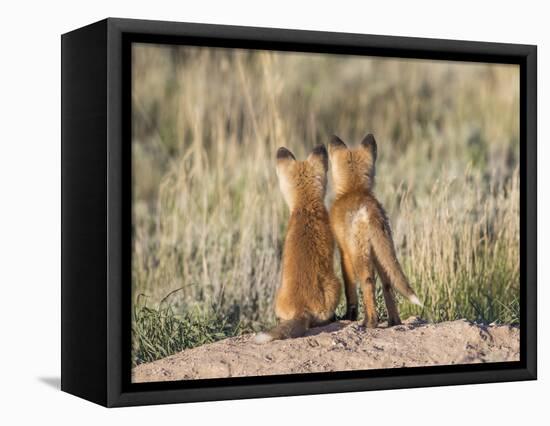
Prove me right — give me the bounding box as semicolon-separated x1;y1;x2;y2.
387;317;402;327
361;318;379;329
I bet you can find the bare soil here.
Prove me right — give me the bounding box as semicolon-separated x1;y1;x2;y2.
132;317;519;383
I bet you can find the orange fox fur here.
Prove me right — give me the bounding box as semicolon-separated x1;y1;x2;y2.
255;145;341;344
328;134;421;328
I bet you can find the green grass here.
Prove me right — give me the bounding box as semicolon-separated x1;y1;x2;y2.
131;44;520;366
133;281;519;367
132;297;247;366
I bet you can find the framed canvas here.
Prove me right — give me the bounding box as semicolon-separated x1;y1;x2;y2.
61;18;537;407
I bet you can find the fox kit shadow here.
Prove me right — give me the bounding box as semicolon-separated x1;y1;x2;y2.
255;145;341;344
328;133;422;328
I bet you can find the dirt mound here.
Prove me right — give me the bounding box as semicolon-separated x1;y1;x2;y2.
132;317;519;383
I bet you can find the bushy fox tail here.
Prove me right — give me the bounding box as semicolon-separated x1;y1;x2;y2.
254;316;309;344
370;225;423;307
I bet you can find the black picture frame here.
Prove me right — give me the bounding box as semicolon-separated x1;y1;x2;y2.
61;17;537;407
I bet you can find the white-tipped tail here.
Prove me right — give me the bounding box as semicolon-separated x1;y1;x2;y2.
254;332;274;344
409;294;423;307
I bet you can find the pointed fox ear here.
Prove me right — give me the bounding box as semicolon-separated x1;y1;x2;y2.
276;147;296;172
276;147;296;162
360;133;377;160
327;135;348;155
307;144;328;174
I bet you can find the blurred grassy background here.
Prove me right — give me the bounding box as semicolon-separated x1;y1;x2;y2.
131;43;519;366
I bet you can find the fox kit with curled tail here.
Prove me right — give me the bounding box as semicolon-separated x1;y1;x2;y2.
328;134;421;328
255;145;341;344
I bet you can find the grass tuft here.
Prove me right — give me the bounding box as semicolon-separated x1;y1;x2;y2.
132;299;244;366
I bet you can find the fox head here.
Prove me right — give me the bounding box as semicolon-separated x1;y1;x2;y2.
328;133;377;196
276;145;329;210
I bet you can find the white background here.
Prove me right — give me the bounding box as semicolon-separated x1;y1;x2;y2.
0;0;546;424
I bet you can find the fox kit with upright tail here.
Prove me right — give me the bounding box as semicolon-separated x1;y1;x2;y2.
255;145;341;344
328;134;421;328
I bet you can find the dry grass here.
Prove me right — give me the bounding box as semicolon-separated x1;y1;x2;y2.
131;43;519;365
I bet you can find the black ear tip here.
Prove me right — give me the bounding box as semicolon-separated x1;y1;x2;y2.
361;133;376;146
311;144;328;157
329;135;346;148
277;147;295;160
310;144;329;170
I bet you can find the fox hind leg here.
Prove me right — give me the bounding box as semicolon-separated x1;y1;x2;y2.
382;285;402;326
356;258;378;328
340;250;358;321
376;262;402;326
